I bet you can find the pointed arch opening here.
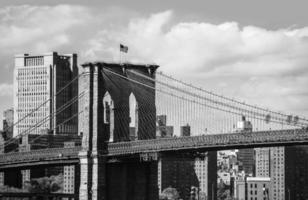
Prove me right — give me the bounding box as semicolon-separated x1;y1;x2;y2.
103;91;114;142
129;93;138;140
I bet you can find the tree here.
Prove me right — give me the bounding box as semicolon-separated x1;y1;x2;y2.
27;174;63;193
160;187;180;200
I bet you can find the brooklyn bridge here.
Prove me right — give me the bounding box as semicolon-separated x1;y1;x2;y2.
0;62;307;200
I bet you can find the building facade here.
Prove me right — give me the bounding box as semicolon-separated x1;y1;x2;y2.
237;148;255;176
285;145;308;200
3;108;14;139
270;147;285;200
246;177;271;200
255;148;270;177
158;152;217;200
13;52;78;137
234;177;246;200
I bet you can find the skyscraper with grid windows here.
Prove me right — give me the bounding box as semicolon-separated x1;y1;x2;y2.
13;52;78;137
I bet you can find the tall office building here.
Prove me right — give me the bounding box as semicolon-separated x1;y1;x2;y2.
255;147;270;177
255;146;308;200
236;117;254;176
194;152;217;199
255;147;284;200
13;52;78;137
237;148;255;176
270;147;285;200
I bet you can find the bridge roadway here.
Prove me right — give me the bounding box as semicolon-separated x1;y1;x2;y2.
0;129;307;168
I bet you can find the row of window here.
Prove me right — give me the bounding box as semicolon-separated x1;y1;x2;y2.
24;57;44;66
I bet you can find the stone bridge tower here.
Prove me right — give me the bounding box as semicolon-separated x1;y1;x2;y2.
78;62;159;200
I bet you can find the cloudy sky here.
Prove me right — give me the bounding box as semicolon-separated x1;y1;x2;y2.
1;0;308;125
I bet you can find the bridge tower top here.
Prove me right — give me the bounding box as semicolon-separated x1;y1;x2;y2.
79;61;159;152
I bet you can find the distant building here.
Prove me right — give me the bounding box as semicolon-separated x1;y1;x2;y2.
246;177;271;200
270;147;285;200
63;142;75;195
236;116;252;132
237;149;255;176
158;152;217;200
195;152;217;198
255;148;270;177
156;115;174;138
3;108;14;139
233;176;246;200
233;176;271;200
236;117;254;176
13;52;78;137
254;146;308;200
217;172;231;186
180;124;191;137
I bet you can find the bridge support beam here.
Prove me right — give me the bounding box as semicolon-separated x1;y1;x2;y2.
79;63;107;200
21;169;30;189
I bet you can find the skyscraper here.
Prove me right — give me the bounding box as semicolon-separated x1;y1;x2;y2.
237;148;255;176
255;147;270;177
270;147;285;200
255;146;308;200
13;52;78;137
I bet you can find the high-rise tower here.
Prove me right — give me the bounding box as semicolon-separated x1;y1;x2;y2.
13;52;78;137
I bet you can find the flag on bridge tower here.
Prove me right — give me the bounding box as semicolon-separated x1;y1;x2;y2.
120;44;128;53
119;44;128;64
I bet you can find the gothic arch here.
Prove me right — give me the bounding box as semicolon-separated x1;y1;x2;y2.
129;92;138;140
103;91;114;142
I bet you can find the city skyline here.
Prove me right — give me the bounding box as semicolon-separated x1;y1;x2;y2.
0;1;308;128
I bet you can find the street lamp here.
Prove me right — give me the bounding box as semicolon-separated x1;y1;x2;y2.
263;187;269;200
287;188;290;200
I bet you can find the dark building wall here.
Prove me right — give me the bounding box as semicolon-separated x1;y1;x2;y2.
107;161;158;200
237;148;255;176
285;145;308;200
160;154;199;200
53;53;79;135
4;169;22;188
208;151;217;200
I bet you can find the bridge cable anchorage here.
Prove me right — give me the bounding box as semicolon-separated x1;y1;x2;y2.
2;90;87;152
102;68;306;138
1;74;83;151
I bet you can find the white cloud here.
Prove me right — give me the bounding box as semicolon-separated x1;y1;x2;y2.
1;6;308;117
0;83;13;97
86;10;308;116
0;4;89;52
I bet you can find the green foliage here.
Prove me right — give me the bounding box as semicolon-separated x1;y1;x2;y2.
27;173;63;193
217;181;235;200
160;187;180;200
0;173;64;194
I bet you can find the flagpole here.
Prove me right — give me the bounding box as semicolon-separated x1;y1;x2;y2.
119;48;122;64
